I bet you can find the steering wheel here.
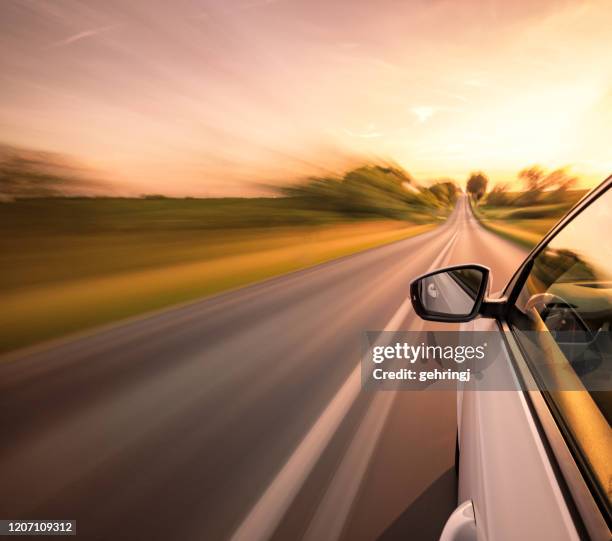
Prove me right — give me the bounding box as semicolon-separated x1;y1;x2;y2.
525;292;593;341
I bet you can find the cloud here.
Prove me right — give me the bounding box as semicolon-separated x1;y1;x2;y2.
410;105;463;123
49;24;119;48
411;106;437;123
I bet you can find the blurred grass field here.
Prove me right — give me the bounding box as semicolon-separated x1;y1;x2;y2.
473;191;587;249
0;197;441;354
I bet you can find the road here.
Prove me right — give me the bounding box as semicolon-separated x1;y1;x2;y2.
0;195;527;541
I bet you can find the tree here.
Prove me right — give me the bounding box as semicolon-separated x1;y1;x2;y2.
466;172;488;201
280;164;456;219
485;183;513;206
516;166;577;205
427;180;458;207
0;144;103;200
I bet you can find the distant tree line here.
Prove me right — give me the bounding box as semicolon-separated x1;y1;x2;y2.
281;165;458;219
467;166;580;207
0;144;104;201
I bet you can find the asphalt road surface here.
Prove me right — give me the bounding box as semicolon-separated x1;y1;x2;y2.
0;196;528;541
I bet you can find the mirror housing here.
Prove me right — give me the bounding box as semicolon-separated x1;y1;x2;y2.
410;264;492;322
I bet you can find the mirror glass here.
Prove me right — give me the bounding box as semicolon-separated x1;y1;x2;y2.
418;267;485;317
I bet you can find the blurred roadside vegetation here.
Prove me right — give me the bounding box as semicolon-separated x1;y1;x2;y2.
0;143;105;200
471;166;588;249
281;165;457;221
0;145;457;353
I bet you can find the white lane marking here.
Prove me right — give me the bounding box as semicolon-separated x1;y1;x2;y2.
302;385;398;541
302;231;458;541
229;363;363;541
229;229;459;541
428;231;458;270
228;300;410;541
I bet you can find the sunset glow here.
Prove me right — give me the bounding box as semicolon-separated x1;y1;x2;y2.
1;0;611;195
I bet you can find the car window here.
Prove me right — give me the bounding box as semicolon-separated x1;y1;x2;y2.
509;187;612;511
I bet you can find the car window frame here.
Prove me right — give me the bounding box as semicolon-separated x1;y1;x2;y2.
499;320;609;540
497;176;612;538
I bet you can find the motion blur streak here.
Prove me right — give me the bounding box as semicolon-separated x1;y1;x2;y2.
231;263;425;541
302;238;458;541
230;359;361;541
0;196;527;540
1;1;611;193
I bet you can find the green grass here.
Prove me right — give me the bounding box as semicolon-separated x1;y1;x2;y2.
471;191;585;249
0;197;446;292
0;198;442;354
475;218;557;250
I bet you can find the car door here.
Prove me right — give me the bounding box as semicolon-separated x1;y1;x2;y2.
454;180;611;541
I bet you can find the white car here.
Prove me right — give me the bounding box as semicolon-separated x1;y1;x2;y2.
410;178;611;540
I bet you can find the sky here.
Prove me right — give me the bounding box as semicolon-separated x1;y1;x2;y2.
1;0;611;196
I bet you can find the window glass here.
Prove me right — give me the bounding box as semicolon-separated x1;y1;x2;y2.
510;187;612;509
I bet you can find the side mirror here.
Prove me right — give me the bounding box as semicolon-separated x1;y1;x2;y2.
410;264;490;322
